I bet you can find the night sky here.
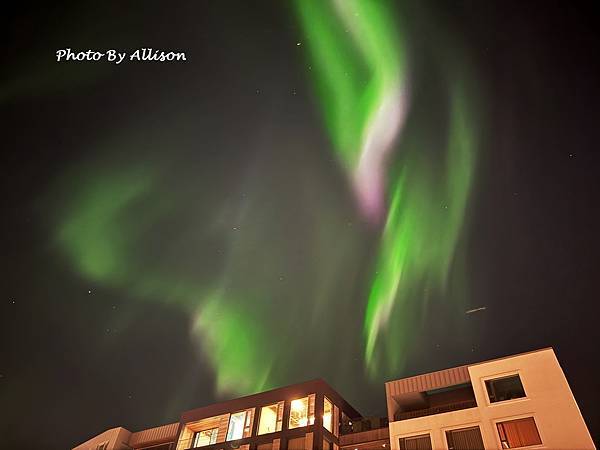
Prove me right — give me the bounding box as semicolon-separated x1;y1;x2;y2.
2;2;599;449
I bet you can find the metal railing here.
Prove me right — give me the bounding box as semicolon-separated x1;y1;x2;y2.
396;399;477;420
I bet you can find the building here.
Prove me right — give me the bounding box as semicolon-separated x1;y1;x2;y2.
73;379;388;450
386;348;595;450
74;348;595;450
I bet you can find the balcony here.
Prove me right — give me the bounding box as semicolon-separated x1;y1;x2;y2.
395;399;477;420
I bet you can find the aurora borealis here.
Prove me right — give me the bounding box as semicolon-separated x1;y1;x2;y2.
48;0;480;394
296;0;478;378
3;1;600;448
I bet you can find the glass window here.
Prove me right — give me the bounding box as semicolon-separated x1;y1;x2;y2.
227;411;247;441
486;375;526;403
323;397;333;433
258;402;283;435
289;396;314;429
497;417;542;448
446;426;485;450
399;434;432;450
193;428;218;447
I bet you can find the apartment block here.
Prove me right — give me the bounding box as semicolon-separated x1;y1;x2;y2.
386;348;595;450
73;379;388;450
73;348;595;450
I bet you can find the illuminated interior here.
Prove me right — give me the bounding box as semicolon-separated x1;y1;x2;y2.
289;397;308;428
288;395;315;429
226;411;247;441
323;397;333;433
258;402;283;435
193;428;218;448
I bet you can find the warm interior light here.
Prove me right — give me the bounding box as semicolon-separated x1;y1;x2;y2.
289;397;310;429
291;399;305;411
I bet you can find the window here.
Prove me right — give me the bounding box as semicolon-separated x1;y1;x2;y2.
227;411;247;441
497;417;542;448
323;397;333;433
288;394;315;429
258;402;284;435
399;434;432;450
446;426;485;450
486;375;526;403
193;428;218;447
95;442;108;450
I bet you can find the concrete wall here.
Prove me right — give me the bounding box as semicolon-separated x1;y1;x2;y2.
72;427;132;450
389;348;596;450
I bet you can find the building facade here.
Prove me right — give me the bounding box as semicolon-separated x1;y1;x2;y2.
74;348;595;450
386;348;595;450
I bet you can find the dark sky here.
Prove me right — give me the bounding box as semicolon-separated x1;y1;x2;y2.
2;2;599;449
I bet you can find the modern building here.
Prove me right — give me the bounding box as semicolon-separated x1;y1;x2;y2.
386;348;595;450
73;348;595;450
73;379;385;450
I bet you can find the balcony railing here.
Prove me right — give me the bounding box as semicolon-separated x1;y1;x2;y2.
395;399;477;420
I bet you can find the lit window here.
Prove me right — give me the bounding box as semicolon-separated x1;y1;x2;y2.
193;428;218;447
227;411;247;441
258;402;284;435
288;395;315;429
323;397;333;433
497;417;542;448
486;375;526;403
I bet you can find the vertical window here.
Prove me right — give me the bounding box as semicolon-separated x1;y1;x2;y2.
288;395;315;429
227;411;247;441
446;426;485;450
323;397;333;433
497;417;542;448
486;375;526;403
258;401;284;435
193;428;218;447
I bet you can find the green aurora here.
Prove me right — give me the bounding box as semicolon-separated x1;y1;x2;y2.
295;0;479;377
49;0;481;397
